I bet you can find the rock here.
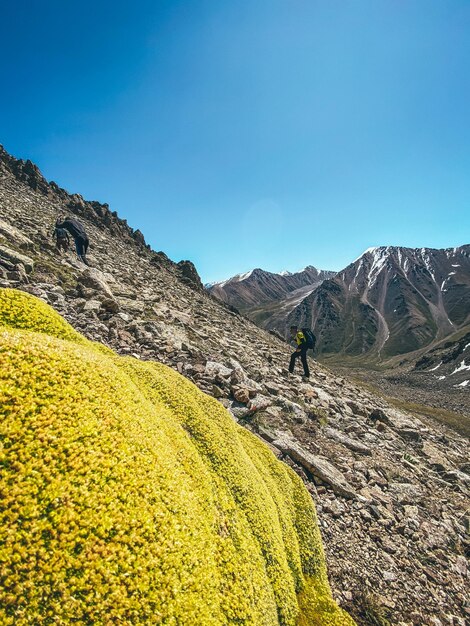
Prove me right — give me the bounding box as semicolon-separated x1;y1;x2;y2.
247;394;272;412
78;268;114;298
345;399;368;417
323;499;345;518
278;397;308;423
369;407;390;424
441;470;470;485
116;312;131;323
272;436;358;499
0;245;34;273
100;297;120;313
83;299;102;312
0;218;33;249
117;297;145;313
398;428;422;443
228;403;252;420
312;386;333;404
256;425;280;443
421;441;450;470
265;380;281;395
212;384;225;399
403;505;419;519
389;483;424;505
324;427;372;455
230;368;247;385
232;386;250;404
205;361;232;379
453;556;467;576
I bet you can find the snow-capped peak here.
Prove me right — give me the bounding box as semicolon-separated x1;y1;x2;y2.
236;269;255;282
352;246;380;263
208;269;257;288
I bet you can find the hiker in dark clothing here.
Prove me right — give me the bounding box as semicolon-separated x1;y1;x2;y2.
53;226;70;253
55;215;89;265
288;325;310;378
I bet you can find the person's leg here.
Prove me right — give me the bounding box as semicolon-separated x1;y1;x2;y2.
75;237;84;258
83;238;89;255
300;347;310;377
289;351;299;373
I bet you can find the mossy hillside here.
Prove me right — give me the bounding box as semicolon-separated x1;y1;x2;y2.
0;288;355;625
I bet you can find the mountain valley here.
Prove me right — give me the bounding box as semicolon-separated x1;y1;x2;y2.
210;246;470;418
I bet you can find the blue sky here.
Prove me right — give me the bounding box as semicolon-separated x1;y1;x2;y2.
1;1;469;283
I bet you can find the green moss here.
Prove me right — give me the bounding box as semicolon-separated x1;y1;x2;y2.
0;288;355;625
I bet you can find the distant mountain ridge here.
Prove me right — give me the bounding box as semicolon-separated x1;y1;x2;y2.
207;265;336;326
287;245;470;361
209;245;470;380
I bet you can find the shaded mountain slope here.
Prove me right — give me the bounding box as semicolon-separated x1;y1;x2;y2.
1;145;469;624
287;245;470;361
208;266;335;326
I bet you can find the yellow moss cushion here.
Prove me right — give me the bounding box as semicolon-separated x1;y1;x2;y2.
0;288;355;625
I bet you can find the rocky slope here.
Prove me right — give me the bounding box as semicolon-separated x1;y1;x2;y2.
1;288;353;626
207;266;335;327
1;145;469;625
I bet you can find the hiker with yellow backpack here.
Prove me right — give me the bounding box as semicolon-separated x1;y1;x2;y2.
288;325;316;379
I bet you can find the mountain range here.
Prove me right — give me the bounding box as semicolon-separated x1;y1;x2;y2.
207;266;336;329
209;246;470;366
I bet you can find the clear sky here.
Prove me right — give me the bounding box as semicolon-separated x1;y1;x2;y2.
1;1;469;283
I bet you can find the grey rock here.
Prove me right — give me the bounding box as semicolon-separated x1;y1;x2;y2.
324;427;372;455
398;428;422;443
78;267;114;298
205;361;232;379
247;394;272;412
0;218;33;249
0;245;34;273
272;436;358;499
389;482;424;505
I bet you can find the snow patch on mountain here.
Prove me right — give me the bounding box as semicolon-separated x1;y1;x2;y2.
367;247;390;288
208;269;256;288
451;360;470;375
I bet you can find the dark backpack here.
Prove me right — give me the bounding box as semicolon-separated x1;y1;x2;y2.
302;328;316;351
